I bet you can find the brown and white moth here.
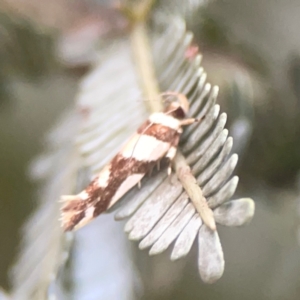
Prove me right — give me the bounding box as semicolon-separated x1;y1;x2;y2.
61;92;199;231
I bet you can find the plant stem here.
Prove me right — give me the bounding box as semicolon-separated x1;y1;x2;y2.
120;0;157;23
174;152;216;230
131;22;162;112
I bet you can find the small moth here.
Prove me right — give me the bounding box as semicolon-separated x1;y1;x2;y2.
61;92;199;231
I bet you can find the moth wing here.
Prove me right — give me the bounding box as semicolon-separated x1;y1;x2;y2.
107;134;172;208
120;133;172;162
60;133;174;231
107;173;145;208
60;194;94;231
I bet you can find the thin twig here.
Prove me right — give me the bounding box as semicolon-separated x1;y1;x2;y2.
131;22;161;112
120;0;157;22
174;152;216;230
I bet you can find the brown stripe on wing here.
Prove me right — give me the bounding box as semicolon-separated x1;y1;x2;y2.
62;154;157;231
137;120;180;145
62;198;86;212
93;155;156;216
63;211;86;231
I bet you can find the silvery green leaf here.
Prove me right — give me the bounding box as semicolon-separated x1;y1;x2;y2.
116;17;254;283
70;41;145;300
115;172;167;220
11;41;144;300
11;111;80;300
171;214;202;260
198;225;224;283
207;176;239;209
139;194;189;249
125;177;183;238
76;40;147;175
149;202;195;255
213;198;255;226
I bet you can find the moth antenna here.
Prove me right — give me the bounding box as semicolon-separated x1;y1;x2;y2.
148;166;154;176
157;160;160;171
164;106;180;116
195;115;206;122
128;121;154;162
136;92;189;115
160;91;185;101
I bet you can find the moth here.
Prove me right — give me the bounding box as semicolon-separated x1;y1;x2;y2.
61;92;199;231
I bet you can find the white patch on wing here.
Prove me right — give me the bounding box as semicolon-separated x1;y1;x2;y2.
166;146;177;160
61;194;82;202
78;191;89;200
73;206;95;230
109;174;145;208
121;134;171;161
97;164;111;188
149;112;181;130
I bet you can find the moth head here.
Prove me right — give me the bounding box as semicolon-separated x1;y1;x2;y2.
161;92;189;119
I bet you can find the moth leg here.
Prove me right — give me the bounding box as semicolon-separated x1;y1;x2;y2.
157;160;160;171
166;146;177;176
168;166;172;176
148;165;154;177
180;116;205;126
